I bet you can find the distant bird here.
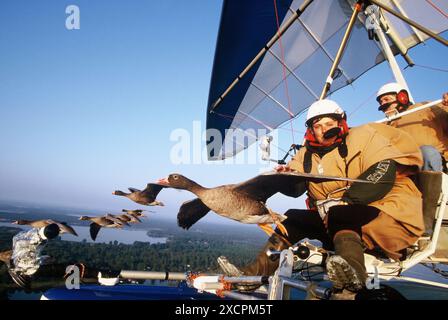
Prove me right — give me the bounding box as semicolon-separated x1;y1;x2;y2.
127;212;147;219
113;184;166;206
122;209;144;214
12;219;78;236
157;172;372;237
107;213;142;224
79;216;124;241
121;214;142;224
122;209;153;216
105;214;131;226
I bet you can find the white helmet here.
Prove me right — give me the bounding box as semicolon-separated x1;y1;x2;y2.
376;82;405;102
306;99;345;126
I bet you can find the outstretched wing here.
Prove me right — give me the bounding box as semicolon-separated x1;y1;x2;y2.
267;171;379;184
124;214;142;223
128;187;141;193
141;183;166;198
90;223;102;241
106;215;129;226
57;222;78;236
232;173;307;202
233;171;375;203
177;198;210;230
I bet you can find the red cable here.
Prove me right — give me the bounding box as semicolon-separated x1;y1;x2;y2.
273;0;296;144
348;90;378;117
425;0;448;19
348;76;396;118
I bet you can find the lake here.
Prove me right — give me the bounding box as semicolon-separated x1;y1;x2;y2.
0;222;167;245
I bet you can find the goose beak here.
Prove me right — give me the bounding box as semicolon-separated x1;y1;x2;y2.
156;178;170;186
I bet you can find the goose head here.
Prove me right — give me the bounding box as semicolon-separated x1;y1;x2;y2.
157;174;197;190
112;190;127;196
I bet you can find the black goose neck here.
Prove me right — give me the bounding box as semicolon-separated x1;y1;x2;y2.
182;179;204;194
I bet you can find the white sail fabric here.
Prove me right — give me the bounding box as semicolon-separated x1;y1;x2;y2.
208;0;448;160
380;0;448;48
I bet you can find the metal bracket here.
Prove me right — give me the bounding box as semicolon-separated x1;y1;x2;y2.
268;249;294;300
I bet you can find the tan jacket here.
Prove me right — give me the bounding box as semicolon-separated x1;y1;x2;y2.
287;123;424;256
386;102;448;160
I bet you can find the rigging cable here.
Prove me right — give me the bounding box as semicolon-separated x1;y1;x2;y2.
273;0;296;145
348;76;396;118
425;0;448;19
348;89;380;118
213;110;301;135
414;64;448;73
212;111;292;156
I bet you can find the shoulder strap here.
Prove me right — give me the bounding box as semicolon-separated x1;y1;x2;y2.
338;139;348;158
303;150;312;173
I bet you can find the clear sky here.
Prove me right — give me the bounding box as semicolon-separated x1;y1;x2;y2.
0;1;447;226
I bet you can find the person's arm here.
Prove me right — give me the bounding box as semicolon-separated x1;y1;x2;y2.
341;159;396;205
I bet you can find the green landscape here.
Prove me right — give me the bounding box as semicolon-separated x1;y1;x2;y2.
0;201;266;299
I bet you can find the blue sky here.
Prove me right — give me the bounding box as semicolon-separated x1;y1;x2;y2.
0;1;447;226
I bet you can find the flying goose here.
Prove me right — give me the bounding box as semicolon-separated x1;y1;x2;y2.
79;216;124;241
108;213;142;224
113;184;166;206
12;219;78;236
122;209;152;216
157;171;372;237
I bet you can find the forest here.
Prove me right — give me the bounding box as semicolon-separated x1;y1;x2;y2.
0;224;264;295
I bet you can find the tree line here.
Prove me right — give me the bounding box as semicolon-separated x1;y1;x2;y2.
0;226;263;288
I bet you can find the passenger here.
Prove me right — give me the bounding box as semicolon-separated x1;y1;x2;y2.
220;99;424;298
376;82;448;172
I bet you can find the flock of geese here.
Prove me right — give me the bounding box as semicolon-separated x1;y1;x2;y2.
8;171;362;241
11;209;149;241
